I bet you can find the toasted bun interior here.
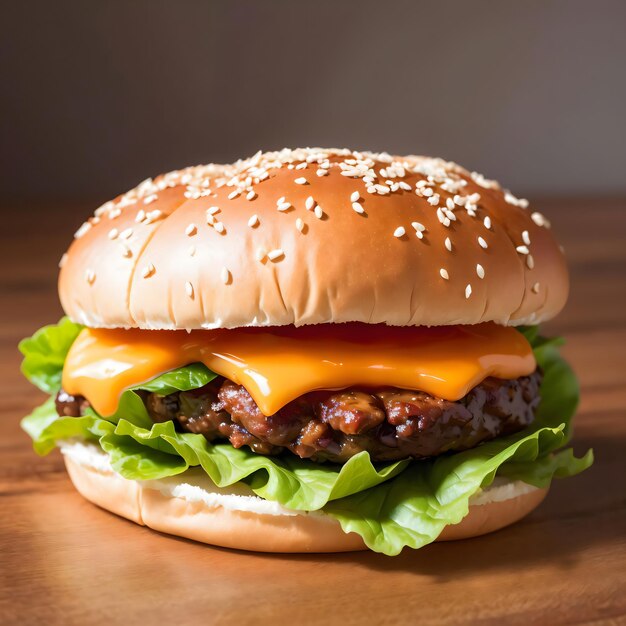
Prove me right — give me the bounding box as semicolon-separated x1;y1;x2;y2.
59;148;567;330
60;442;548;553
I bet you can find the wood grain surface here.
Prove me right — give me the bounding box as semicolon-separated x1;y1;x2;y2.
1;198;624;625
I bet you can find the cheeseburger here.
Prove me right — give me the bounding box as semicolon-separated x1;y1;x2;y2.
20;148;592;555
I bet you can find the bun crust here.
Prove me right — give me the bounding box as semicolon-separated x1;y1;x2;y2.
63;450;548;553
59;148;567;329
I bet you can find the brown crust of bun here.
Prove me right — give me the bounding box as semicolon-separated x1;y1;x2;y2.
59;149;568;329
64;456;548;553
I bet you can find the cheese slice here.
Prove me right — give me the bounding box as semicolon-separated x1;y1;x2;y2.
62;322;536;417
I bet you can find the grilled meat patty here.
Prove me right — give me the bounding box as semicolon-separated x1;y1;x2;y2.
56;371;541;463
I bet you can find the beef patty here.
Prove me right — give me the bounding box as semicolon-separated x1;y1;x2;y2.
55;371;542;463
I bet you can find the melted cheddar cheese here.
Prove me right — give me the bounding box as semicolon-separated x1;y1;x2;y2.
62;323;535;417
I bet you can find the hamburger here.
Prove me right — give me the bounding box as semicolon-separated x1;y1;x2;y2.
20;148;592;555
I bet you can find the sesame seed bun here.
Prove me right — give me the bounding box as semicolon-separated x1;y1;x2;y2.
61;441;548;553
59;148;568;329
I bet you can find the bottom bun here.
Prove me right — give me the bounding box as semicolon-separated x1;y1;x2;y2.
60;441;548;553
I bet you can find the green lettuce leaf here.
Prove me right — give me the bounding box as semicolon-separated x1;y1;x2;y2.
19;321;592;555
18;317;82;393
135;363;216;395
23;401;409;510
324;428;591;555
105;419;408;510
498;446;593;487
21;398;114;455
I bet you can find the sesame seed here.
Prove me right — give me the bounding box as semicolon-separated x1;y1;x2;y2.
439;268;449;280
58;253;68;268
185;281;194;298
352;202;365;214
295;162;307;170
296;217;305;232
366;186;376;194
277;201;292;212
74;222;91;239
248;214;259;228
256;248;267;262
483;216;492;230
142;263;155;278
305;196;315;210
316;169;328;177
476;264;485;279
393;226;406;238
85;269;96;285
246;190;256;201
214;222;225;234
522;230;531;245
108;228;119;240
95;201;113;216
531;212;549;227
398;181;412;191
143;194;158;205
427;195;439;206
314;206;324;219
120;228;133;240
505;191;528;208
446;198;455;210
516;245;530;255
527;254;535;269
532;282;540;294
478;236;488;249
267;248;285;261
465;284;472;299
207;206;220;215
444;237;452;252
375;184;390;194
188;245;196;257
415;231;424;240
135;209;146;223
221;267;231;284
227;190;240;200
294;177;308;185
145;209;162;223
185;223;197;236
422;188;434;197
350;191;360;202
121;246;132;258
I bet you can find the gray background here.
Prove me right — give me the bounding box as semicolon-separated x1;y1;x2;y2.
2;0;625;203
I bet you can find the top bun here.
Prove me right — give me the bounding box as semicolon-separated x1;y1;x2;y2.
59;148;568;330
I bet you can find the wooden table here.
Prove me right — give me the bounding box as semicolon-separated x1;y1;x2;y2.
1;199;624;625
